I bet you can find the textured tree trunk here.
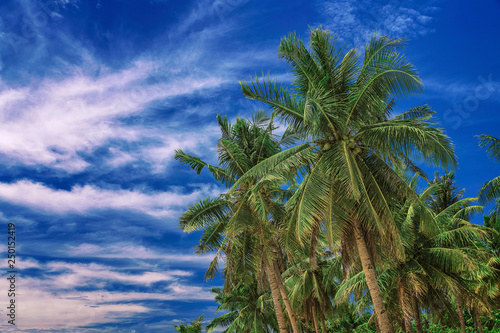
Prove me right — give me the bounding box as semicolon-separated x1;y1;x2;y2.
411;293;423;333
456;294;467;333
310;224;327;333
273;260;301;333
353;220;395;333
399;283;414;333
321;318;327;333
473;307;484;333
311;303;320;333
265;260;287;333
374;314;381;333
401;297;413;332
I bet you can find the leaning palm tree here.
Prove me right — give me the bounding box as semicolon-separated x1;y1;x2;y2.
175;111;300;332
234;27;456;332
335;171;488;333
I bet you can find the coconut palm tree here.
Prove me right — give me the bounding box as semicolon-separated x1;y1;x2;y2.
235;27;456;332
426;171;495;333
334;170;489;333
478;135;500;221
173;315;204;333
477;135;500;316
175;111;301;332
205;283;278;333
283;236;337;333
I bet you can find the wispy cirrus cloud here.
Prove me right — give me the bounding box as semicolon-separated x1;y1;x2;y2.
0;180;222;217
44;261;192;288
0;59;224;172
66;243;216;264
0;259;213;331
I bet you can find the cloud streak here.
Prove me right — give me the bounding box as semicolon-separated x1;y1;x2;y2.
0;59;224;172
0;180;222;217
0;259;214;331
66;243;216;264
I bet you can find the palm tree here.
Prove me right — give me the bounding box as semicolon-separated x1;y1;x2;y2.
235;27;456;332
284;236;336;333
173;315;204;333
427;171;494;333
335;170;489;333
428;171;465;214
478;135;500;221
205;283;278;333
175;111;300;332
477;134;500;315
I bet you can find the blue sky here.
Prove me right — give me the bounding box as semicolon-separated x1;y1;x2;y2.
0;0;498;331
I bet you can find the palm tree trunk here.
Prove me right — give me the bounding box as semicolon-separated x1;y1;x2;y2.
456;294;467;333
401;295;413;332
311;303;320;333
411;293;423;333
319;301;327;333
265;260;287;333
399;282;414;333
353;220;395;333
473;307;483;333
404;318;413;333
374;314;380;332
273;260;301;333
310;224;327;333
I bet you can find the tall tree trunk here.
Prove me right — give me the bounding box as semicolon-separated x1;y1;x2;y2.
411;293;423;333
401;295;413;332
473;307;484;333
311;303;320;333
456;294;467;333
265;260;287;333
399;282;414;333
374;314;380;333
353;220;395;333
310;224;327;333
273;260;301;333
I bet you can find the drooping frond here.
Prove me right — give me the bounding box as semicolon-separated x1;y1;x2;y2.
478;175;500;205
175;149;237;187
179;196;229;232
240;74;306;133
477;134;500;162
355;114;457;169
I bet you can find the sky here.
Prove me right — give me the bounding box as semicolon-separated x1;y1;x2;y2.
0;0;498;332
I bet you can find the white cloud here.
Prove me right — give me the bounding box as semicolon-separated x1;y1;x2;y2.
0;59;224;172
1;288;150;331
317;0;439;46
0;259;214;331
144;126;220;173
44;261;191;288
66;243;216;264
0;0;284;176
423;76;500;103
0;180;222;217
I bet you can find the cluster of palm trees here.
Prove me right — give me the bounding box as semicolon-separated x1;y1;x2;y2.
173;28;500;333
